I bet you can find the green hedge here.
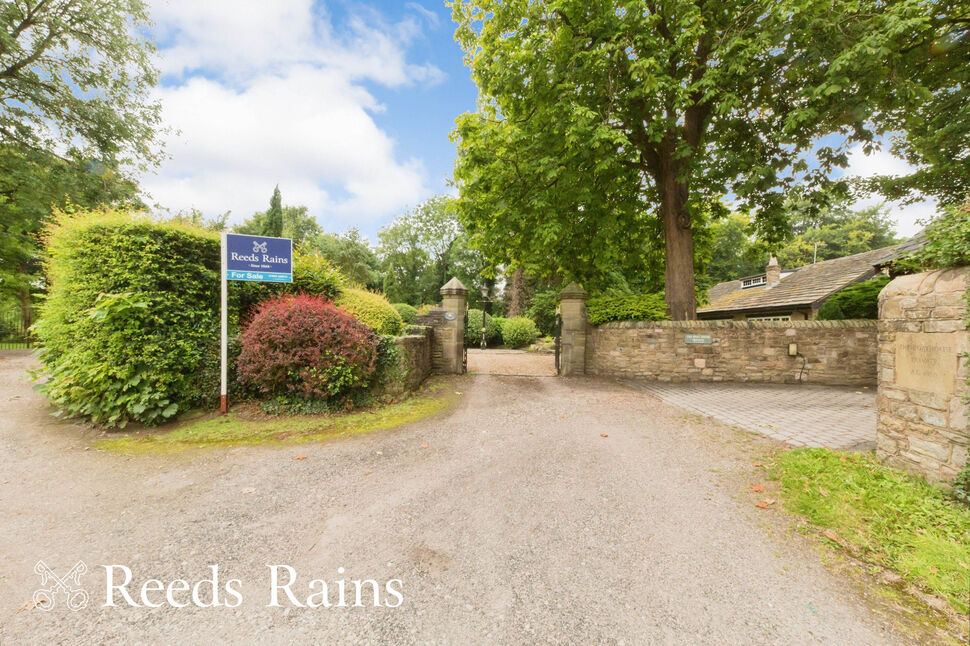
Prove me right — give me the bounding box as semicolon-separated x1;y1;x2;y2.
817;276;890;320
500;316;538;348
335;287;404;336
464;309;502;345
392;302;418;324
35;210;221;427
586;293;668;326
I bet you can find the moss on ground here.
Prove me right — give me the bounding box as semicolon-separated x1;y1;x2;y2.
95;378;462;454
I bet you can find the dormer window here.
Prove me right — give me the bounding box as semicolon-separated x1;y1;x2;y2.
741;275;766;289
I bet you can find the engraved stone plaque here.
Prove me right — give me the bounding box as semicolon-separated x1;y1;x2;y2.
684;334;713;345
895;332;963;395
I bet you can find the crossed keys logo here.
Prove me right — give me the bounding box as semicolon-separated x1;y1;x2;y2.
252;240;268;253
33;560;89;611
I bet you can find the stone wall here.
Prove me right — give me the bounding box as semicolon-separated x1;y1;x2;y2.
876;268;969;481
586;320;878;386
378;327;433;397
415;310;446;373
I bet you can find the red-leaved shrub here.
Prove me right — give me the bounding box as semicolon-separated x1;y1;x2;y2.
237;294;378;400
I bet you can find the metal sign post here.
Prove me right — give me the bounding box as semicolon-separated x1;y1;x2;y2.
220;233;228;413
219;233;293;414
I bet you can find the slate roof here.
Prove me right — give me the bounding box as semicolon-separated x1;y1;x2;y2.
698;239;920;317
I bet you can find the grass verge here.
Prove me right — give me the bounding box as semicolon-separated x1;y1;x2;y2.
95;379;462;454
769;448;970;616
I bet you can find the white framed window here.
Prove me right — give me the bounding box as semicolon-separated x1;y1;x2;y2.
741;275;766;289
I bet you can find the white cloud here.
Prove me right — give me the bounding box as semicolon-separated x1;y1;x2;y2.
141;0;442;231
843;145;938;237
405;2;441;28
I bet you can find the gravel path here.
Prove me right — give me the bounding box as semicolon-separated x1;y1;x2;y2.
0;351;915;645
467;349;556;376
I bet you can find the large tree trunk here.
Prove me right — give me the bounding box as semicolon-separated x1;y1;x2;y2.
506;266;526;316
659;173;697;320
17;287;32;330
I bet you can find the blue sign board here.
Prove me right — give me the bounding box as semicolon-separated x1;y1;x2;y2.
225;233;292;283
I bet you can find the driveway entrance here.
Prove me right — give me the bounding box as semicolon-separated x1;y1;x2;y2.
466;349;556;376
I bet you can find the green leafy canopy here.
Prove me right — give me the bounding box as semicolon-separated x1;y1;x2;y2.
450;0;967;318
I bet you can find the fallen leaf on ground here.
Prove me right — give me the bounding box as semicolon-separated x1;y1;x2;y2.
241;487;255;494
17;599;35;612
755;500;775;509
293;455;307;461
752;461;763;467
363;471;373;477
822;529;839;542
840;456;847;462
750;484;765;493
420;444;429;449
818;487;830;497
600;434;608;438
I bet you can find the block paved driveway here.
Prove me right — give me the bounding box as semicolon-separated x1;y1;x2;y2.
621;380;877;450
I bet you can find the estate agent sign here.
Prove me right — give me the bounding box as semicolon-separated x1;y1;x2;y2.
224;233;293;283
220;233;294;413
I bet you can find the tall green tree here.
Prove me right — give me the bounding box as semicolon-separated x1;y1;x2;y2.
703;213;770;287
775;204;899;269
0;146;142;322
703;204;900;288
304;228;382;289
451;0;962;319
262;186;284;238
0;0;162;167
235;204;320;243
865;15;970;206
377;195;487;305
0;0;162;313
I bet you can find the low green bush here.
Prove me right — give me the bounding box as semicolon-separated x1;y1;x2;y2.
526;290;559;336
35;209;221;427
817;276;891;320
585;293;668;325
392;302;418;324
335;287;404;336
464;309;502;345
500;316;538;348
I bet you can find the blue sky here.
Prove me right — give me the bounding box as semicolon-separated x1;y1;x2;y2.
141;0;930;240
142;0;476;240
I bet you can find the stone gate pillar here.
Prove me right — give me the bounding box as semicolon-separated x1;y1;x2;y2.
439;277;467;375
559;282;588;376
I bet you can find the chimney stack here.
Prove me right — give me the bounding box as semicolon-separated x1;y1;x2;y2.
765;255;781;287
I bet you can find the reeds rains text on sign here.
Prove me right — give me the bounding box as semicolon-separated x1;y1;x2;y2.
225;234;292;283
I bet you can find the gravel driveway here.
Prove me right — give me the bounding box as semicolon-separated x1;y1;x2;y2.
0;351;917;645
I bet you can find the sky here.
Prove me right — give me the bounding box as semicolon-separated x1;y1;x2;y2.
141;0;933;241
